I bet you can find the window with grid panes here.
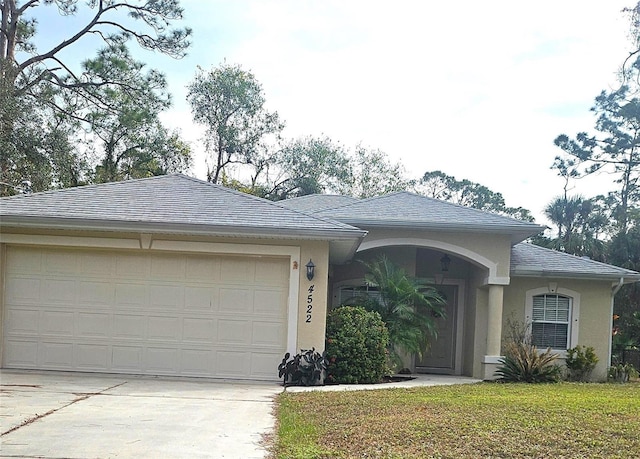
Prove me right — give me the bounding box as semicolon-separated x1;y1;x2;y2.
339;284;381;305
531;294;571;349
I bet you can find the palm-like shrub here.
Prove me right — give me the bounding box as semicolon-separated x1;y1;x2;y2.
344;255;445;366
495;318;561;383
565;345;599;381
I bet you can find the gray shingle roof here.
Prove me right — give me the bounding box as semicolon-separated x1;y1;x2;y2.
313;191;545;243
0;174;365;241
277;194;360;212
511;243;640;282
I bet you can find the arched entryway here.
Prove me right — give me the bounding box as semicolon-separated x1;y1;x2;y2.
329;239;496;376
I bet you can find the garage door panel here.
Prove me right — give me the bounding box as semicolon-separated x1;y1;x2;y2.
76;343;110;369
252;322;286;347
148;316;181;341
185;286;216;310
5;277;40;303
116;253;150;277
40;342;74;368
79;252;115;276
44;251;78;274
41;311;74;336
4;340;38;366
3;246;288;381
251;352;285;379
112;345;143;370
221;258;255;282
182;318;216;343
255;259;289;285
219;288;251;313
181;349;214;375
217;319;251;345
149;284;184;309
113;314;147;339
254;289;287;316
185;256;220;281
78;281;114;305
151;253;186;279
5;309;39;334
216;350;250;378
115;283;148;307
146;347;180;373
43;279;76;304
77;313;112;338
7;248;42;273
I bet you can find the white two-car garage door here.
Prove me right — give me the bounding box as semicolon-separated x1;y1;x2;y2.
2;246;289;380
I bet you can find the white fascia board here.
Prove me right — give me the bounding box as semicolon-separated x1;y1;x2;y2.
0;216;366;241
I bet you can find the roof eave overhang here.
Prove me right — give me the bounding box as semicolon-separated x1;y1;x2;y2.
0;215;367;244
511;269;640;284
337;220;545;244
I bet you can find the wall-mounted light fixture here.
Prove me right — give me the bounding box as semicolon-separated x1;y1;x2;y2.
440;254;451;272
306;259;316;281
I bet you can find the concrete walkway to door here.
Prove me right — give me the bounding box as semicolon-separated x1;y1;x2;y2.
0;370;281;459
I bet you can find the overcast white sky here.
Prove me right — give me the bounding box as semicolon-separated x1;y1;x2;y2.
35;1;636;225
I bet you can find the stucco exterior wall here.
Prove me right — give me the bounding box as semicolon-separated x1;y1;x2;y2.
470;277;488;379
296;241;330;352
504;277;614;381
358;228;514;282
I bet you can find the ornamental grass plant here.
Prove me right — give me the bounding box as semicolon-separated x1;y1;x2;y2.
495;317;561;383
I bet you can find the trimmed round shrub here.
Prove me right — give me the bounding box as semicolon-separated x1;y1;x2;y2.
325;306;389;384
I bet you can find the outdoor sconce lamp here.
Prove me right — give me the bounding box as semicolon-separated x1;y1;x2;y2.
306;259;316;281
440;254;451;272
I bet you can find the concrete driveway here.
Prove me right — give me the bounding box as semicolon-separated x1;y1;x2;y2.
0;370;282;458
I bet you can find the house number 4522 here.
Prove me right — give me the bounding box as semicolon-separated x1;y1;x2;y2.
306;285;314;323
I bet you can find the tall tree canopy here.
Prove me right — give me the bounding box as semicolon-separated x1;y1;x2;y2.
553;84;640;234
83;46;191;182
540;195;608;260
0;0;192;195
415;170;534;221
186;62;284;184
264;136;352;200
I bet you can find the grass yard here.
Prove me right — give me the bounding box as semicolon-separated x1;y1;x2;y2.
271;382;640;458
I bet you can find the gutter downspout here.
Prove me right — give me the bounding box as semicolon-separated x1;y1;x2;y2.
609;277;625;367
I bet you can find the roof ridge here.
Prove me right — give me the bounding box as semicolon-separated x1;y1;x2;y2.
325;191;544;229
400;191;543;227
272;198;363;231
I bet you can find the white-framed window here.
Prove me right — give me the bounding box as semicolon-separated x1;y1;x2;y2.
338;284;381;306
531;294;571;349
525;287;580;351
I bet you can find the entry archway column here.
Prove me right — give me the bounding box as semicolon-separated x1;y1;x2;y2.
482;284;504;380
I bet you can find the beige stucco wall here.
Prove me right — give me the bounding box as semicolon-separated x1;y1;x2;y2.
0;228;331;365
504;277;614;381
296;241;330;352
358;228;514;282
469;277;488;378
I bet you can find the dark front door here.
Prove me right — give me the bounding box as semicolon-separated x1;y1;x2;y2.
416;284;457;374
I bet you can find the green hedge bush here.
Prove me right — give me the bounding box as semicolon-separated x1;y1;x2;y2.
325;306;390;384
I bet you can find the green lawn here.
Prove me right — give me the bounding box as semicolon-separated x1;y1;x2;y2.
270;382;640;459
